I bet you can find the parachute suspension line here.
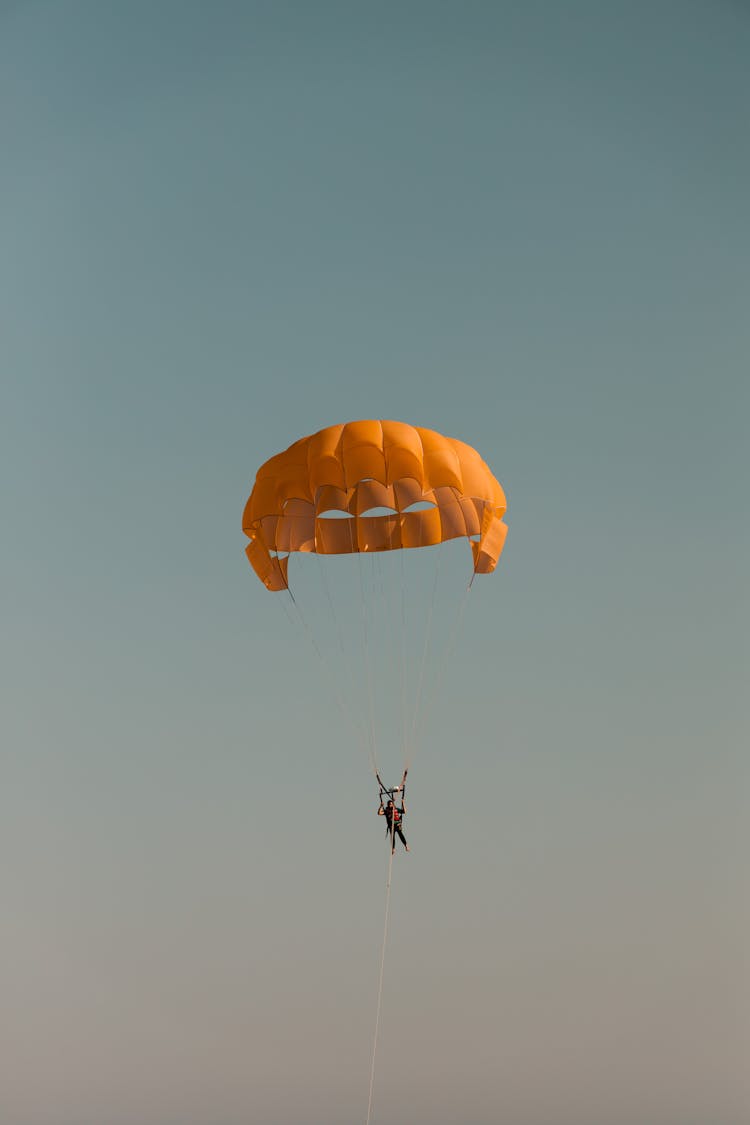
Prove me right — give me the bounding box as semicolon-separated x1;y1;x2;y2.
375;547;402;765
358;551;380;778
365;840;396;1125
412;556;475;757
274;580;301;632
279;579;373;772
314;550;366;758
407;540;443;770
399;547;408;768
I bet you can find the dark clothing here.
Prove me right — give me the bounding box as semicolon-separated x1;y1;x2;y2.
379;803;407;851
383;806;403;831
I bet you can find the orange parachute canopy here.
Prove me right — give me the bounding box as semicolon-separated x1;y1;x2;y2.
242;420;507;591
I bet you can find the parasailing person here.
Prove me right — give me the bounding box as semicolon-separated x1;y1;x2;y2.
377;770;409;854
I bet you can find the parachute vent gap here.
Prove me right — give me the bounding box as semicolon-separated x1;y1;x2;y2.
281;496;312;510
402;500;437;513
360;506;399;518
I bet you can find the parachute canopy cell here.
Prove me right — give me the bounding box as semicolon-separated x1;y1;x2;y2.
242;419;508;591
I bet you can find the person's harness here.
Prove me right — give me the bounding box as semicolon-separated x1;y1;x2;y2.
377;769;407;840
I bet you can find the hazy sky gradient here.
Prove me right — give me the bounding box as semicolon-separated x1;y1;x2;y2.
2;3;748;1123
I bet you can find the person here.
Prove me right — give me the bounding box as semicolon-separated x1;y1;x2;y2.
379;796;409;853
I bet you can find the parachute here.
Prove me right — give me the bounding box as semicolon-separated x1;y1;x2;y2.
242;419;507;591
242;419;508;774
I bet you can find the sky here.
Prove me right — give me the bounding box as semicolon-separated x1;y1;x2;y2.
1;2;748;1123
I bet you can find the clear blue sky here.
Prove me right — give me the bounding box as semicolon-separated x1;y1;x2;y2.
1;3;748;1123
